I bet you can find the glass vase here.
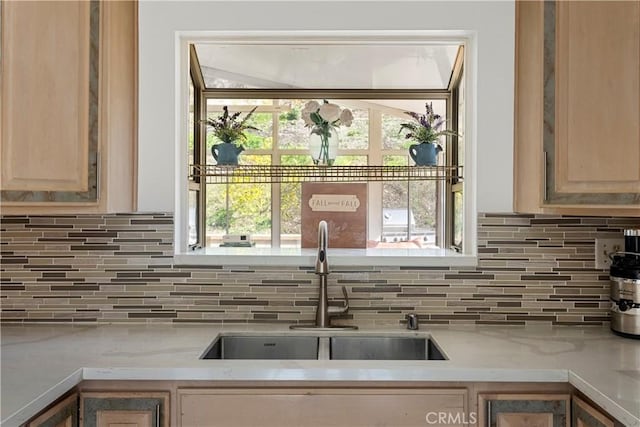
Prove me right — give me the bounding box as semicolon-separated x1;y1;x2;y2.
309;128;339;166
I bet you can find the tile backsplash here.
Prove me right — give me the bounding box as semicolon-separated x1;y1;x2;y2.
1;213;639;326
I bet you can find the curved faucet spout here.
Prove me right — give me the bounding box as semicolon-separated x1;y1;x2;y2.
290;219;356;329
316;220;329;275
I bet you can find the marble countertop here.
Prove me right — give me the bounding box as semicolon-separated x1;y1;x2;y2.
1;324;639;427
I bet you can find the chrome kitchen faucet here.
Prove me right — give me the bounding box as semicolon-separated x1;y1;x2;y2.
291;220;357;330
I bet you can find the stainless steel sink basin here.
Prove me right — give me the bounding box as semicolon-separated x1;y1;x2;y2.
330;336;446;360
201;334;447;360
201;335;319;360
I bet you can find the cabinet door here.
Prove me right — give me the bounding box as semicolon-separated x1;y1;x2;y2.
178;388;468;427
27;393;78;427
94;411;152;427
548;1;640;203
478;393;570;427
514;1;640;214
0;0;137;214
1;1;98;199
572;396;614;427
80;392;169;427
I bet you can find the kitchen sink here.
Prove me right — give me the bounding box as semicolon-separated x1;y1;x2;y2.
201;334;447;360
201;335;319;360
330;336;446;360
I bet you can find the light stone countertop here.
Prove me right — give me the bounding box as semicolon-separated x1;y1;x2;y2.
1;324;639;427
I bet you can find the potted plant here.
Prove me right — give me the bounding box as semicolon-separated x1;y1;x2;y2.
399;102;458;166
205;105;258;165
301;100;353;166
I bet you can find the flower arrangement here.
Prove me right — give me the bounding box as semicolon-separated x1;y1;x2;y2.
302;100;354;165
398;102;458;150
205;105;259;145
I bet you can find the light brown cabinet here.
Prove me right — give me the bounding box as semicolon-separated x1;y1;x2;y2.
178;388;468;427
478;393;571;427
26;393;78;427
514;1;640;216
92;411;153;427
24;381;628;427
79;391;169;427
0;0;137;214
1;1;92;195
572;396;614;427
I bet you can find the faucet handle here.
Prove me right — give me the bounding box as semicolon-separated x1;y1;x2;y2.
406;313;419;330
328;286;350;316
340;285;350;312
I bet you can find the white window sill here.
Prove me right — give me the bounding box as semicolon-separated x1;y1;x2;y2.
174;247;477;267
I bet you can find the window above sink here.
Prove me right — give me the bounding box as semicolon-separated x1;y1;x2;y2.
175;33;477;267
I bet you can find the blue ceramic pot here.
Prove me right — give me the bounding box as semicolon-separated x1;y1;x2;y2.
409;142;442;166
212;142;244;166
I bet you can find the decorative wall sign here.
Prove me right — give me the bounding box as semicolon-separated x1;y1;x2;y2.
301;183;367;249
308;194;361;212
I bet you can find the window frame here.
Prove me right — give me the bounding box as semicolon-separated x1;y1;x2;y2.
189;45;206;249
198;92;453;249
446;46;466;253
176;33;477;267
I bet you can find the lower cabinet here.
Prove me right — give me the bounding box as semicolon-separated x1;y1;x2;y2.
26;393;78;427
478;393;571;427
79;392;169;427
21;383;625;427
572;396;614;427
178;388;468;427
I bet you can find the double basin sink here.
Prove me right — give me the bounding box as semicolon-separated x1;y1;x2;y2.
201;333;447;361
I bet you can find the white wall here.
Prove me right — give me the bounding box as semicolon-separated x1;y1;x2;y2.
138;1;515;213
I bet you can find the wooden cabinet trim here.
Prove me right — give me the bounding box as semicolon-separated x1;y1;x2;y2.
26;393;78;427
572;396;614;427
178;386;468;396
99;0;137;213
513;0;545;213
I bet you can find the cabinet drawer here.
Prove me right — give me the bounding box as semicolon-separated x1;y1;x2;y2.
478;393;570;427
179;388;467;427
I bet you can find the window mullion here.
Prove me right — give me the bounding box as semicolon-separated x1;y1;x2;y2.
195;78;207;248
368;109;383;243
271;102;281;248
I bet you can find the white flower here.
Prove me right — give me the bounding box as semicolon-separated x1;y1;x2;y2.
339;109;353;127
301;110;314;126
318;102;341;123
302;100;320;115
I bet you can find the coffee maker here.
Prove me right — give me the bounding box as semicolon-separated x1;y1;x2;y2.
610;229;640;339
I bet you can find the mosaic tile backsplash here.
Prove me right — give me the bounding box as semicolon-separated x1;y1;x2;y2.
1;213;639;325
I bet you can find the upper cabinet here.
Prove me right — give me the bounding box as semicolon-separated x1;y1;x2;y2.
0;0;137;214
514;1;640;216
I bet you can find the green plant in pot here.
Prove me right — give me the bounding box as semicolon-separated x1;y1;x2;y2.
399;102;458;166
205;106;258;165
